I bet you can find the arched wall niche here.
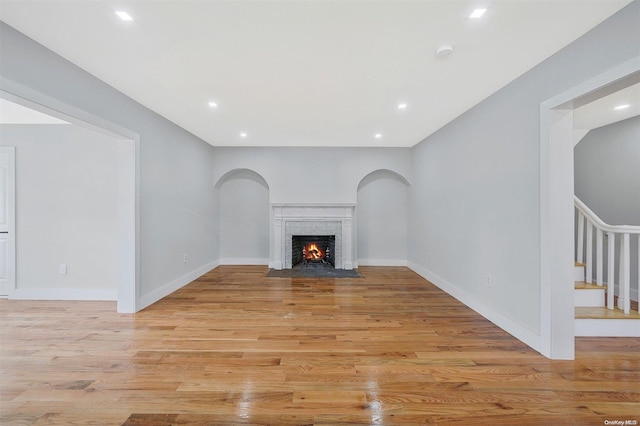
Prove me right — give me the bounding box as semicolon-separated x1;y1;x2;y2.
357;168;411;191
214;168;269;190
215;168;270;265
356;169;410;266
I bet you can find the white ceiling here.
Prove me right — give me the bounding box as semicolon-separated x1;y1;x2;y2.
573;83;640;130
0;98;69;124
0;0;634;147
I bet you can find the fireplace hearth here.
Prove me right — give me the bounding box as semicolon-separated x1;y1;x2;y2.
292;235;335;267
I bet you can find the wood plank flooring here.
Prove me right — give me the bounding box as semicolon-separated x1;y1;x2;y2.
1;266;639;425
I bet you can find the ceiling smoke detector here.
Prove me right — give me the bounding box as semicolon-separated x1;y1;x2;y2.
435;44;454;59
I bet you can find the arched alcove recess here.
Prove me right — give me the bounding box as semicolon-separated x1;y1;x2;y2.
215;169;270;265
356;169;411;266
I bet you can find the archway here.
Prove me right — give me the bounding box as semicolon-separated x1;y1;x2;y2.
356;169;411;266
215;169;270;265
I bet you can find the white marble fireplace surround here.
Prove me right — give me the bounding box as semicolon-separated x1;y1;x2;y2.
271;204;355;270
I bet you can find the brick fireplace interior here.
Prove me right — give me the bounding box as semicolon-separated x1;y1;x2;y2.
292;235;336;268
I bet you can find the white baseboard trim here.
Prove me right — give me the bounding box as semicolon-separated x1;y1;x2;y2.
137;260;219;311
9;288;117;301
575;318;640;337
268;261;281;269
407;261;543;355
357;259;408;267
220;258;269;265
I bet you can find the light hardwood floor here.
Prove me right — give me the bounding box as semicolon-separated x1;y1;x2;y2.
1;266;639;425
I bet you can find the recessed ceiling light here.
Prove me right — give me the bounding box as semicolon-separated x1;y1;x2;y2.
398;103;407;110
208;101;218;108
115;11;134;21
374;133;382;139
470;8;487;19
240;132;248;138
614;104;630;110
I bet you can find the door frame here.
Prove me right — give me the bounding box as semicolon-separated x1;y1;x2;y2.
0;82;140;313
0;146;16;297
539;56;640;359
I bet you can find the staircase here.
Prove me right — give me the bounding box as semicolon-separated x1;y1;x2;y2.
574;197;640;337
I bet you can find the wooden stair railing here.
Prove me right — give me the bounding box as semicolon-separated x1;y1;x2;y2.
575;196;640;315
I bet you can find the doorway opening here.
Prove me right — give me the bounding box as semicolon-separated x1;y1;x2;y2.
0;89;139;313
540;59;639;359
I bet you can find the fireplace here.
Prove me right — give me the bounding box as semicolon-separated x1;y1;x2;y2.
292;235;336;267
271;204;355;270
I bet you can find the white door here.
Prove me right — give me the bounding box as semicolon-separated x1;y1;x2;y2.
0;146;15;296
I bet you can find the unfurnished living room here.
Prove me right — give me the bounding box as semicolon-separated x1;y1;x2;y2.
0;1;639;425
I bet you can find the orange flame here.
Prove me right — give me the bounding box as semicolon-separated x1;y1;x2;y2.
304;243;325;260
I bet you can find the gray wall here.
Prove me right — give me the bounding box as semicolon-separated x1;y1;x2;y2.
357;170;408;265
218;170;270;263
211;147;412;265
0;22;219;305
408;1;640;334
575;116;640;226
575;116;640;291
212;147;411;204
1;124;118;293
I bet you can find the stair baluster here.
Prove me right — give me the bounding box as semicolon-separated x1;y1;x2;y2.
607;232;615;310
575;196;639;315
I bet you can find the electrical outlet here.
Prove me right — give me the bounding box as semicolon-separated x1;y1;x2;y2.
59;264;67;275
183;254;188;263
486;275;492;288
427;251;432;261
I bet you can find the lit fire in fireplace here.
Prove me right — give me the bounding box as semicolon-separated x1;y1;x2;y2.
304;243;326;260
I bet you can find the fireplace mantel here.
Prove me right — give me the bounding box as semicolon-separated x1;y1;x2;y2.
270;204;355;270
